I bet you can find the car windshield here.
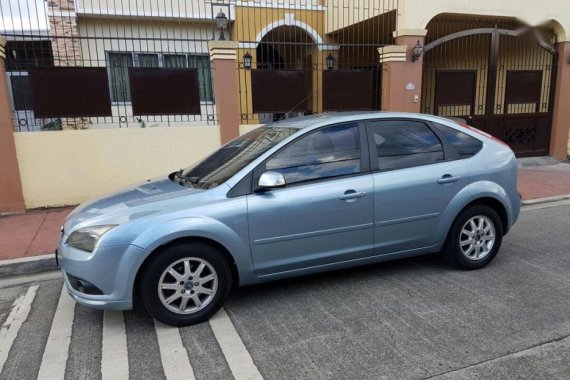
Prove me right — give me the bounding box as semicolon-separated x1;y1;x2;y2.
178;126;298;189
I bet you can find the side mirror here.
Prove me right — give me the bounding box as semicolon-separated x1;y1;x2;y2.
257;171;286;190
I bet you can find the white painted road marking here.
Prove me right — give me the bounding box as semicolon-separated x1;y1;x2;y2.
155;320;196;380
209;307;263;380
101;311;129;380
37;284;75;379
0;285;38;374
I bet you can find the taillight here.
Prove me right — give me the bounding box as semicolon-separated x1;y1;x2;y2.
458;123;510;148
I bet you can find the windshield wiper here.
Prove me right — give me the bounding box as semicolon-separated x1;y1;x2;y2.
174;169;196;188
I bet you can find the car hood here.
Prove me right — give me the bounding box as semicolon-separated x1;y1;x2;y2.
64;177;205;232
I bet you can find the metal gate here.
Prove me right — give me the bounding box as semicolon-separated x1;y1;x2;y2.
421;17;558;157
2;0;217;131
234;2;398;124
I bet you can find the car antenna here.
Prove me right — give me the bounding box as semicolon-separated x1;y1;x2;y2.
278;93;312;121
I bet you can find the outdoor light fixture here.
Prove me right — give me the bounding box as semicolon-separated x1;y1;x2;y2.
243;52;252;70
326;53;335;70
411;40;424;62
215;9;228;41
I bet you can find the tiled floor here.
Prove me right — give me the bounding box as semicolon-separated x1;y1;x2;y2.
0;208;71;260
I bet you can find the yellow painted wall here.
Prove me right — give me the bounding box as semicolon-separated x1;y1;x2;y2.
14;127;220;208
234;6;325;42
234;6;328;123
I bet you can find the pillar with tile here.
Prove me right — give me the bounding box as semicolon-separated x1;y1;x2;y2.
379;30;427;113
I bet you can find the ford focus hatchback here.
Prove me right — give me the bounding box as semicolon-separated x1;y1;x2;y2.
58;113;520;326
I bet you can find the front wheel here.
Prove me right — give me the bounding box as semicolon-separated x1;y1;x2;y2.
444;205;503;269
139;242;232;326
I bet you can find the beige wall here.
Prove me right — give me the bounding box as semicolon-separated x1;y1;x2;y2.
76;0;218;20
239;124;263;135
14;126;220;208
399;0;569;41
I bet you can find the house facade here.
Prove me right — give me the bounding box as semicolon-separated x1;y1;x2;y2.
1;0;569;211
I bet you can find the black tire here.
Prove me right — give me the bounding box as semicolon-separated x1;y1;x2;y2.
139;242;232;327
444;204;503;270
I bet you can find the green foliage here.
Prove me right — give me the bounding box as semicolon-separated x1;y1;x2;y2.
41;119;63;131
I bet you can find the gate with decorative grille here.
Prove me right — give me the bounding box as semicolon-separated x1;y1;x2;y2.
421;16;558;157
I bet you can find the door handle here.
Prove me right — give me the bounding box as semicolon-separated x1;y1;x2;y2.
339;190;366;201
437;174;461;184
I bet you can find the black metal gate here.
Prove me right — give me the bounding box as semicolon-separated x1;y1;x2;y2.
421;17;558;157
235;4;397;123
2;0;216;131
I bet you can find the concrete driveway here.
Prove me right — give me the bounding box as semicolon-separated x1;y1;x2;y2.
1;201;569;379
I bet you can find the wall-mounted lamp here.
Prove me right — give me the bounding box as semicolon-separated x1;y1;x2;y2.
411;40;424;62
243;52;252;70
215;9;228;41
326;53;335;70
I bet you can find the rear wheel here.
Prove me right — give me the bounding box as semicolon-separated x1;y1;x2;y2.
444;205;503;269
140;242;232;326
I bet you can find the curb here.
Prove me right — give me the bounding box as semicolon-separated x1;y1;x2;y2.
521;194;570;206
0;253;58;281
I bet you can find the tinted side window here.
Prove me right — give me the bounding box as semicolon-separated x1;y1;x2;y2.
370;121;445;171
433;123;483;158
266;123;361;184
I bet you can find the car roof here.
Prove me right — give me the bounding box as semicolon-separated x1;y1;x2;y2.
265;111;459;129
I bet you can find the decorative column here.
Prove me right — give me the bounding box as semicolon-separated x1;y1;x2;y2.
550;41;570;160
48;0;81;67
0;37;26;213
379;29;427;113
209;41;240;144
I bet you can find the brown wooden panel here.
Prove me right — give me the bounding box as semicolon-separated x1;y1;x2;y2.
323;70;374;111
435;70;477;107
29;67;112;118
129;68;200;115
251;70;308;113
504;70;542;105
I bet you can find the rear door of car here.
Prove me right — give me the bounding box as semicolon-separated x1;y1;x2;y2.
366;118;470;255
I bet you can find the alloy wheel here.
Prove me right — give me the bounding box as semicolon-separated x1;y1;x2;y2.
459;215;496;261
158;257;218;314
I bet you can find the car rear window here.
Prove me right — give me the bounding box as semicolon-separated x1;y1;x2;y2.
433;123;483;158
370;121;445;171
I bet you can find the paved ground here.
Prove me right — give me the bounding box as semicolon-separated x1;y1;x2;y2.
0;201;569;380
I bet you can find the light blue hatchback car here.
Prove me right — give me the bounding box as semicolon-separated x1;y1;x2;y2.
57;112;520;326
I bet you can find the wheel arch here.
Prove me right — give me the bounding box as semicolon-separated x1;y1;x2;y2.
460;197;509;234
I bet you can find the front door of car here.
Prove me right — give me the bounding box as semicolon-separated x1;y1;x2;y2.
246;122;375;277
366;119;469;254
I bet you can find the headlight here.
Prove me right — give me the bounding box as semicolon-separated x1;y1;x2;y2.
66;225;117;252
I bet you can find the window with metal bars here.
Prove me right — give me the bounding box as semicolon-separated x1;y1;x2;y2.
106;52;213;104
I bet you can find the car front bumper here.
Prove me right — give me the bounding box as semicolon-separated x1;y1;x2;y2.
58;236;150;311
